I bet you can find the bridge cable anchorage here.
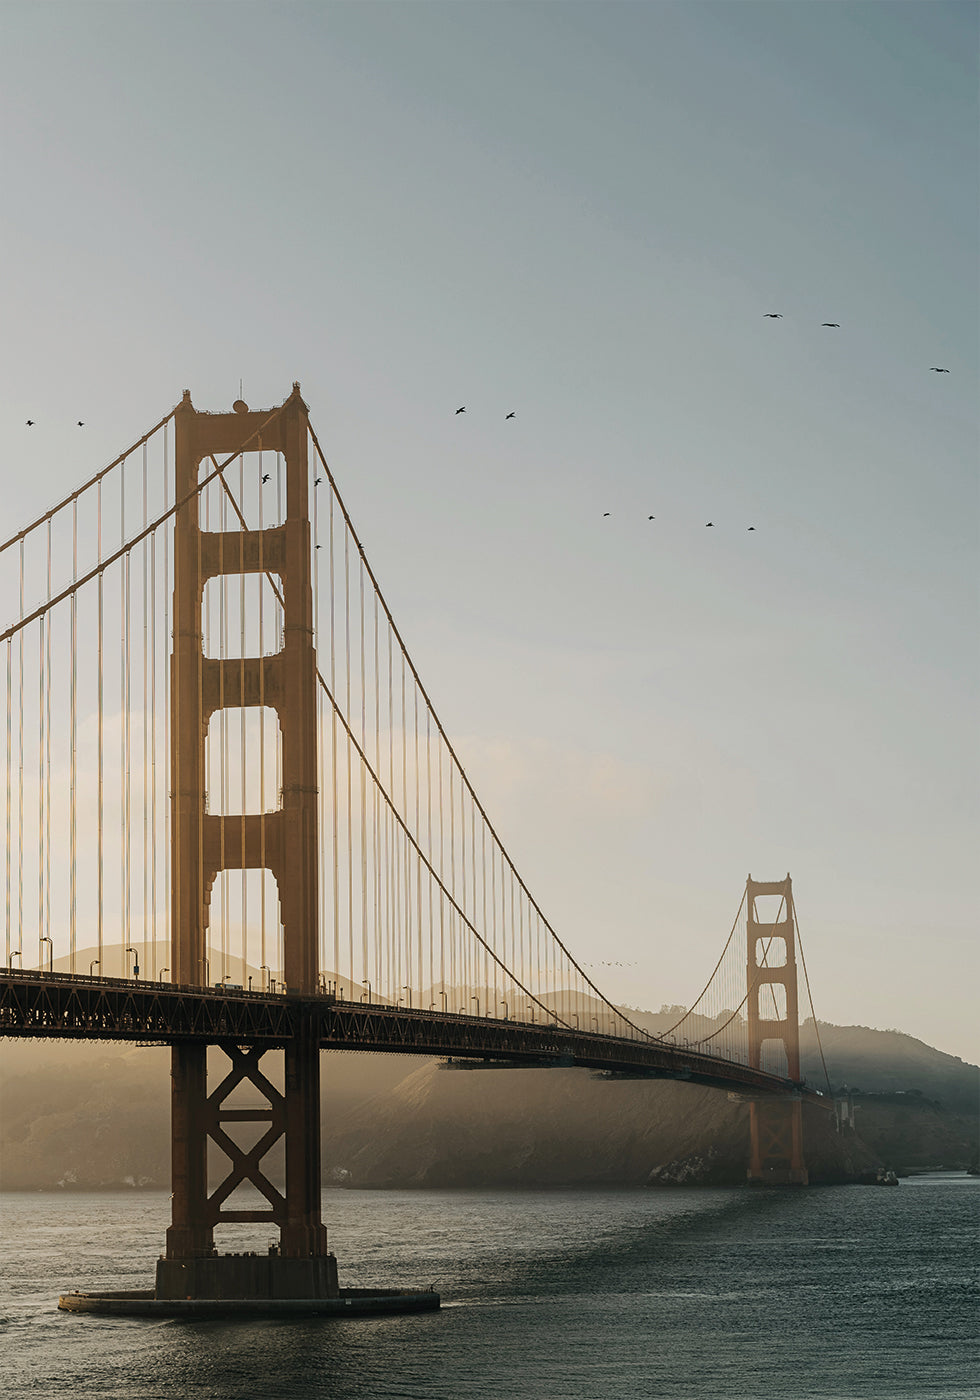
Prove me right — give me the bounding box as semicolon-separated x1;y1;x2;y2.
305;423;654;1042
209;461;566;1031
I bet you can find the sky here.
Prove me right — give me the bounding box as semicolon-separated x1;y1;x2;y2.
0;1;976;1061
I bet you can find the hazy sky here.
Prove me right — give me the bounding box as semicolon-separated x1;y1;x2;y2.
1;2;976;1060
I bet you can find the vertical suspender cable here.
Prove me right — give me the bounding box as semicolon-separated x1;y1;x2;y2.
414;680;422;1008
438;738;445;998
426;709;433;1000
37;617;44;966
197;474;206;984
142;444;149;976
359;558;367;985
70;500;78;971
400;649;408;996
162;424;171;974
329;492;339;986
5;635;11;967
258;446;267;986
311;436;324;980
17;542;23;964
344;530;353;989
96;488;103;968
149;466;157;977
373;588;381;993
240;450;247;986
219;469;228;983
44;522;52;963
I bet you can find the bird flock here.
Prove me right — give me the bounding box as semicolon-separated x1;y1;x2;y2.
451;315;953;531
761;313;951;375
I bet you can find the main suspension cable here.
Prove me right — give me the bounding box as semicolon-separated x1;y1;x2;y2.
308;423;652;1040
0;408;177;560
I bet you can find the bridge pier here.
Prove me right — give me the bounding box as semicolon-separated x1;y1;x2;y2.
745;875;809;1186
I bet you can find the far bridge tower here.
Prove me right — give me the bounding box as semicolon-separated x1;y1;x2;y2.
745;874;808;1185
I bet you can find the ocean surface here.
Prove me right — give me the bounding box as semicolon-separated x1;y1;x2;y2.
1;1176;977;1400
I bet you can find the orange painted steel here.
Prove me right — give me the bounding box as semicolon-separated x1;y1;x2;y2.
167;387;328;1266
745;874;808;1185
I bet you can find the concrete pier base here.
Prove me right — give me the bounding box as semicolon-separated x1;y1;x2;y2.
58;1248;439;1318
58;1286;440;1319
156;1250;339;1300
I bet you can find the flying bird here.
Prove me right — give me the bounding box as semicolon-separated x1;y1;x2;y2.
748;526;756;531
26;420;34;427
314;477;322;486
455;406;466;414
261;474;270;483
930;367;950;373
76;420;85;426
505;412;516;419
705;522;714;527
602;512;611;518
763;313;783;319
821;323;840;328
647;515;655;520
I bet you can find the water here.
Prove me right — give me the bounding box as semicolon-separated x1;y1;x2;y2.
1;1177;977;1399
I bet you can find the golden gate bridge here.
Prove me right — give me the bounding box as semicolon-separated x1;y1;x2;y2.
0;386;831;1314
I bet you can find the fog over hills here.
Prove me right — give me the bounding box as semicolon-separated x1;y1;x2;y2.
1;994;975;1190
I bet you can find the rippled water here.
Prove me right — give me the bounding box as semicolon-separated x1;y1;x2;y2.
1;1177;977;1399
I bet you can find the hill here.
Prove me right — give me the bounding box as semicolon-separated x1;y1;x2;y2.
0;1012;974;1190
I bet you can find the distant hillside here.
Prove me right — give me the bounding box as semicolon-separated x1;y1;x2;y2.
0;1014;976;1190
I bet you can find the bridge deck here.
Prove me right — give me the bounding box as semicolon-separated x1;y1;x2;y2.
0;970;821;1101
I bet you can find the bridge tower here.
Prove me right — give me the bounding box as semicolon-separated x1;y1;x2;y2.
745;874;808;1186
161;386;335;1300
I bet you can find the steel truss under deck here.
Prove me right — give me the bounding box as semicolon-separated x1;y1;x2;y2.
0;969;820;1102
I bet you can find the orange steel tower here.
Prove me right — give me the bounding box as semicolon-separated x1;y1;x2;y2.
745;874;808;1185
160;386;335;1300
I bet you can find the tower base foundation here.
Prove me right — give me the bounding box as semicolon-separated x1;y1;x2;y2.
156;1250;339;1300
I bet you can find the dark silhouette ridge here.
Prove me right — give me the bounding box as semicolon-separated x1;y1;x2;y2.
3;1018;973;1191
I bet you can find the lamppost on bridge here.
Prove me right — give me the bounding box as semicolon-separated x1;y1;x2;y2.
471;996;480;1017
9;949;22;969
125;946;139;979
89;959;99;977
160;968;170;983
498;1000;508;1020
439;990;447;1012
402;986;412;1008
40;936;53;972
361;980;372;1004
260;964;269;991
